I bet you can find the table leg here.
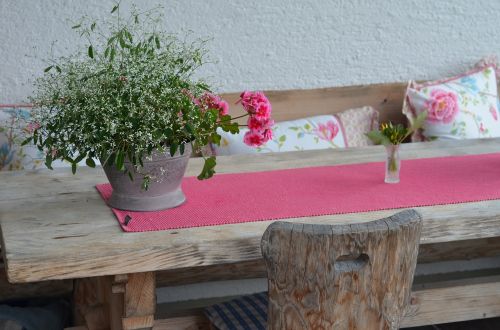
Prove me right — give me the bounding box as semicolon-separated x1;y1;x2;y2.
74;272;156;330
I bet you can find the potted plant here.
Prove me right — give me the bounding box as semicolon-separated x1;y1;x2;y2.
366;112;427;183
25;4;273;211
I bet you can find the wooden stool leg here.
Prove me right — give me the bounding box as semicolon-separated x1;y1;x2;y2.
74;272;156;330
119;272;156;330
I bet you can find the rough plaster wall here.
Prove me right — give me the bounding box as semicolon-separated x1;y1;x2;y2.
1;0;500;103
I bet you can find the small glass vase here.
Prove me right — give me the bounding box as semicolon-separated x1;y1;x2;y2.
385;144;401;184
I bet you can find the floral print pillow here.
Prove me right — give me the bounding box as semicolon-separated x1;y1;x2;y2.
0;106;45;171
0;106;80;171
403;65;500;141
212;115;347;155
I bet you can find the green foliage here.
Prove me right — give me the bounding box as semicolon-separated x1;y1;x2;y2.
28;3;237;188
367;111;427;145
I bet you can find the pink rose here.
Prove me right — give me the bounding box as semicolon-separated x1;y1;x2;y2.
424;89;459;124
314;120;339;141
254;102;272;120
243;130;265;147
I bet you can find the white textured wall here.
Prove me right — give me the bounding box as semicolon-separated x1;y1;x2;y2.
2;0;500;103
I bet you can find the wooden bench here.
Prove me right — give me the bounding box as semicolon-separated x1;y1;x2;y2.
1;82;500;329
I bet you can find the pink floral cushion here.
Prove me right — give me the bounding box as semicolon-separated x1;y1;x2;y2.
211;107;379;155
403;65;500;141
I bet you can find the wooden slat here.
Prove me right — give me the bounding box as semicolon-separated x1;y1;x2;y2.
3;138;500;283
221;83;408;125
151;276;500;329
403;275;500;327
156;236;500;287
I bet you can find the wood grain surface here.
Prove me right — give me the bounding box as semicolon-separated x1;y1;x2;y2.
2;138;500;283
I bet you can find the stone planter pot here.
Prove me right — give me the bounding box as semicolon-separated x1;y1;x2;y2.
102;144;192;211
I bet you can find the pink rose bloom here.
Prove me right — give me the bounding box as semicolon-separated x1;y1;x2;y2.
490;105;498;121
314;120;339;141
243;130;265;147
424;89;459;124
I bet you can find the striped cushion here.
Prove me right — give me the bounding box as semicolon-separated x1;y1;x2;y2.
204;292;268;330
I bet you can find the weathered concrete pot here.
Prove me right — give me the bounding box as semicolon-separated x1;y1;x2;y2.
102;144;192;211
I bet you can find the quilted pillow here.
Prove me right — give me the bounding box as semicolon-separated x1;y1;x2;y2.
403;65;500;141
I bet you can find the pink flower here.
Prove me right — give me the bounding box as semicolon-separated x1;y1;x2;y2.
196;92;229;117
238;91;271;118
424;89;459;124
490;105;498;121
262;128;273;142
247;116;274;132
26;122;41;133
243;130;265;147
314;120;339;141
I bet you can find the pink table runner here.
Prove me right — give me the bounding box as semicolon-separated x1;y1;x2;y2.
96;152;500;232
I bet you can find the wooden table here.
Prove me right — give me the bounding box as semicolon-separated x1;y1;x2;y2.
2;138;500;329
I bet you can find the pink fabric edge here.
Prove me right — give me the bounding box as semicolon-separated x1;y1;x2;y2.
332;113;349;148
0;104;33;108
411;64;496;90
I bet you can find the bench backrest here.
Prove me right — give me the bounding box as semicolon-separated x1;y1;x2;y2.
222;82;408;125
261;209;423;330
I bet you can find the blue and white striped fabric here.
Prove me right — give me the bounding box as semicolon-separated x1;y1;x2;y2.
204;292;268;330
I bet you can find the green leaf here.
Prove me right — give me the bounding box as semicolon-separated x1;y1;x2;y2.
45;154;53;170
55;66;62;73
128;171;134;181
180;143;185;155
155;36;160;49
116;151;125;171
86;158;96;168
75;153;86;163
71;24;81;29
44;66;53;72
109;47;116;61
71;162;77;175
91;22;96;31
279;135;286;142
21;136;33;146
134;15;139;24
366;130;391;146
88;45;94;59
169;143;178;157
111;4;119;13
197;156;216;180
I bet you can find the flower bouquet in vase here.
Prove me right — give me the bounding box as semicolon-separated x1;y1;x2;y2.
366;112;427;183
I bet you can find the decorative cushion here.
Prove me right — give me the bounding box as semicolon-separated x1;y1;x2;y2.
205;292;268;330
0;106;82;171
212;107;378;156
403;65;500;141
213;115;347;155
0;106;44;171
335;106;379;147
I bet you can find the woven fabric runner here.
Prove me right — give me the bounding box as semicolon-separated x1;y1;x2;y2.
96;152;500;232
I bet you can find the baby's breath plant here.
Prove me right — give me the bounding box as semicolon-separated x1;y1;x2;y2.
26;3;238;188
